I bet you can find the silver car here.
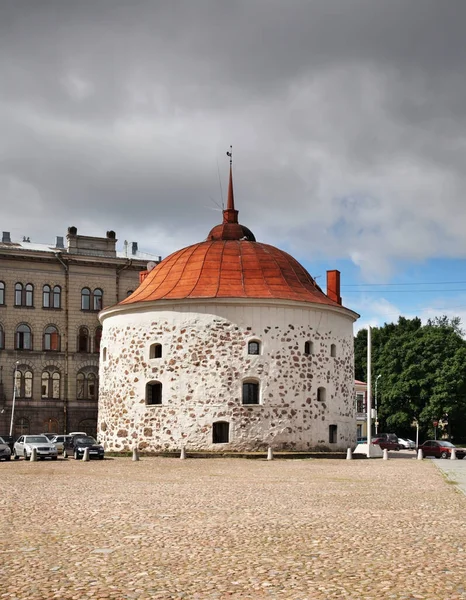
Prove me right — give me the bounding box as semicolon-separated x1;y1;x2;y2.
49;434;73;454
0;436;12;461
13;435;58;460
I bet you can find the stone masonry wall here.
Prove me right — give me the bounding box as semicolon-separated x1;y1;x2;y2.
99;302;356;452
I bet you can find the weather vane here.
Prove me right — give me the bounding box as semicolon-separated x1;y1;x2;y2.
226;145;232;166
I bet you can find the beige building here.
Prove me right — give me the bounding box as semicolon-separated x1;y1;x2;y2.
0;227;158;438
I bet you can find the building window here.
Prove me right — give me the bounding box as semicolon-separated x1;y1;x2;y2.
94;327;102;353
93;289;103;311
242;380;259;405
0;324;4;349
102;347;107;362
77;370;98;400
15;283;23;306
15;324;32;350
330;344;337;357
44;325;60;351
146;381;162;405
149;343;162;359
81;288;91;310
356;392;365;414
41;369;60;399
25;284;34;307
317;387;326;402
304;341;313;355
213;421;229;444
43;418;59;433
78;326;89;352
43;285;51;308
329;424;337;444
0;281;5;305
248;340;260;355
14;417;30;437
14;368;33;399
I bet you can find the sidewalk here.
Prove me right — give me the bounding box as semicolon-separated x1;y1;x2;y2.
433;457;466;496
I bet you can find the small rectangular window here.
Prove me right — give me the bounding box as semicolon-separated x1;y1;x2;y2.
329;424;337;444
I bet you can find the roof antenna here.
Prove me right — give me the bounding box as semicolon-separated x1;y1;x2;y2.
226;145;232;166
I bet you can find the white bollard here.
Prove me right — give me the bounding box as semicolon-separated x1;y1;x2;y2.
451;448;457;460
63;448;68;459
132;447;140;461
30;447;38;462
82;447;90;462
346;448;352;460
267;447;273;461
180;446;186;460
383;448;389;460
417;448;423;460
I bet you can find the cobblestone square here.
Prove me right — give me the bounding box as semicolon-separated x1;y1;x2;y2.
1;457;465;600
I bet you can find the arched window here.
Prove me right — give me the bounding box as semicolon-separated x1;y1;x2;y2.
53;286;61;309
304;341;313;355
43;417;59;434
0;281;5;305
93;288;103;311
16;324;32;350
213;421;229;444
81;288;91;311
330;344;337;358
317;387;326;402
44;325;60;351
14;367;33;398
149;343;162;359
14;417;30;437
0;324;4;349
43;285;51;308
15;283;23;306
146;381;162;405
41;369;61;399
78;326;89;352
76;369;98;400
242;379;260;405
25;284;34;307
248;340;260;355
94;327;102;353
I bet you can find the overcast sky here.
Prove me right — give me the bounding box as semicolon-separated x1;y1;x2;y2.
2;0;466;327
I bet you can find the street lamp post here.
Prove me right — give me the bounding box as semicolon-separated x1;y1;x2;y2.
374;374;381;435
9;361;19;437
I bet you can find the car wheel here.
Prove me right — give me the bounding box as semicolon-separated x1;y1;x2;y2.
24;450;28;460
6;455;11;461
74;450;79;460
52;456;58;461
13;450;19;460
440;451;449;459
99;455;104;460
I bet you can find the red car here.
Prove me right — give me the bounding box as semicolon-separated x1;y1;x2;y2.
419;440;466;459
371;435;401;451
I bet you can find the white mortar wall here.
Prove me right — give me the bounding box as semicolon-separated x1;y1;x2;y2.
98;301;356;452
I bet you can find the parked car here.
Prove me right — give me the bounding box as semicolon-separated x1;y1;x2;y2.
68;436;104;460
398;437;416;450
372;434;401;451
418;440;466;459
0;437;12;461
0;435;15;452
13;435;58;460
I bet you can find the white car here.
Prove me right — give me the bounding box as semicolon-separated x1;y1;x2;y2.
13;435;58;460
398;437;416;450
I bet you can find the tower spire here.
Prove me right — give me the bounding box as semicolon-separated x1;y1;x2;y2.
223;145;238;223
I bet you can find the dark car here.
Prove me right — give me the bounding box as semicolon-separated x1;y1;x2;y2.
0;437;12;461
372;434;401;451
0;435;15;452
69;436;104;460
419;440;466;459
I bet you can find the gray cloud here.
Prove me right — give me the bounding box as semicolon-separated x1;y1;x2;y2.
2;0;466;275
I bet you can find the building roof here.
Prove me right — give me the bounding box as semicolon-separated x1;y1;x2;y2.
120;162;349;309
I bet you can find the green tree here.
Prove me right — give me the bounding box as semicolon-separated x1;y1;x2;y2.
354;316;466;442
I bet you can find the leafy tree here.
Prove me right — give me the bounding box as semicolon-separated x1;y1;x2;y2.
354;316;466;442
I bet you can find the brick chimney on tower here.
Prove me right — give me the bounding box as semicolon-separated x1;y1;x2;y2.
326;270;342;305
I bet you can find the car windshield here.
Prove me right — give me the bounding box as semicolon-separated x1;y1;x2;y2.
25;436;49;443
76;437;96;445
